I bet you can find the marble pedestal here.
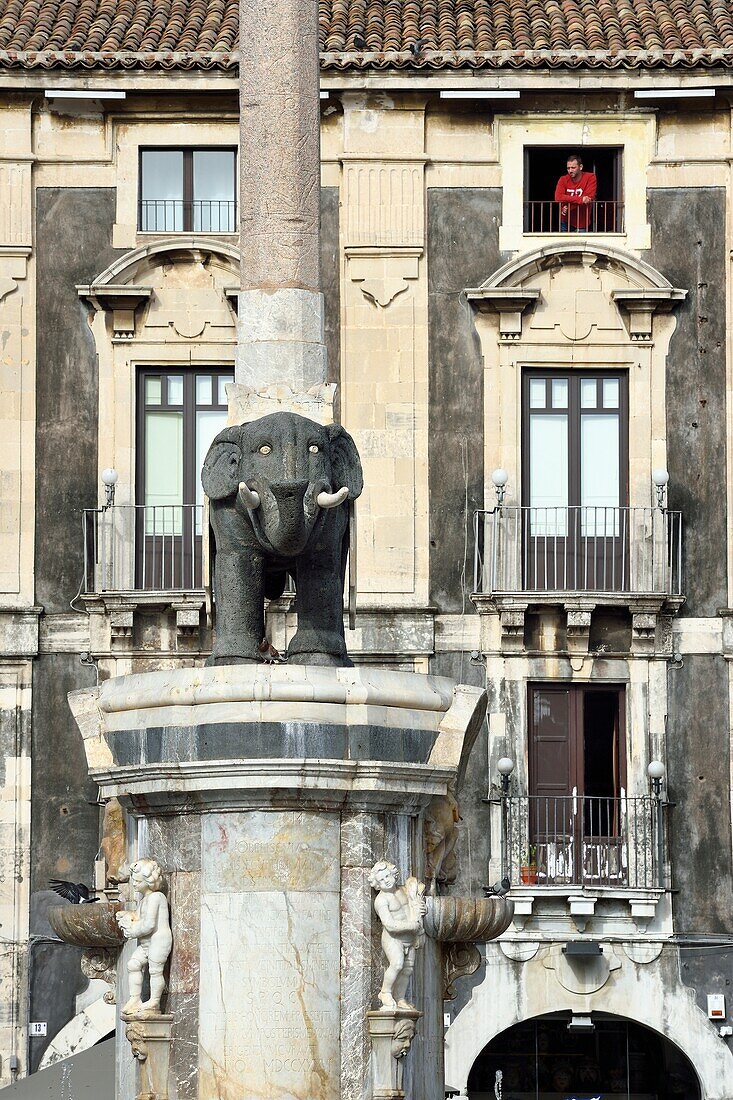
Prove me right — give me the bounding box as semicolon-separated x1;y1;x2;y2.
69;665;487;1100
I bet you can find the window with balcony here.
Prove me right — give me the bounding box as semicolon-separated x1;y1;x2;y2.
523;146;624;233
134;367;232;589
139;148;237;233
505;684;661;889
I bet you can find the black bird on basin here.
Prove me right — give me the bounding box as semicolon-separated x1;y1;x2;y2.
49;880;99;904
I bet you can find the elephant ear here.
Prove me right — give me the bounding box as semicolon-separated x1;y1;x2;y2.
201;428;242;500
328;424;363;500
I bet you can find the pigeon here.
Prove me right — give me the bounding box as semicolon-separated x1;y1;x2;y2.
352;34;366;50
49;880;99;904
409;39;424;58
483;876;511;898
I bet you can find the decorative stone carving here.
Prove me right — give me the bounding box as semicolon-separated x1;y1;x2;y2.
80;947;118;1005
565;606;594;657
117;859;172;1017
423;791;461;896
369;861;426;1011
48;901;124;948
101;797;127;886
443;943;482;1001
423;895;514;943
543;943;621;994
367;1007;422;1100
125;1014;174;1100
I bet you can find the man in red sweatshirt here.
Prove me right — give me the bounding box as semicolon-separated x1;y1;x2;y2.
555;153;597;231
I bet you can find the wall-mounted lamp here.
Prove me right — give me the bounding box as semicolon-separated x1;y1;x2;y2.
101;467;118;509
497;757;514;793
647;759;665;797
652;468;669;509
491;468;508;508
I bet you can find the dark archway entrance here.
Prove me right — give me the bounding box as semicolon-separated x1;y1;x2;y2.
467;1014;701;1099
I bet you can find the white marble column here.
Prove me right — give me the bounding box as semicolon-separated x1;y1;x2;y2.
237;0;327;392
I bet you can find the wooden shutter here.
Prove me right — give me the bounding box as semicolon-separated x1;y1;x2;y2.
529;686;576;800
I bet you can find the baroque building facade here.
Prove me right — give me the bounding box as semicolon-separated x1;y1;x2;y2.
0;1;732;1095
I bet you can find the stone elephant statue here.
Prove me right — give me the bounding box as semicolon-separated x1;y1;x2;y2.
201;411;363;666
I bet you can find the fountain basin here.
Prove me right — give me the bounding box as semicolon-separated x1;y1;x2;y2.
424;895;514;942
48;902;124;948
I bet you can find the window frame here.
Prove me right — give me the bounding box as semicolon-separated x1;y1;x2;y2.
138;147;238;234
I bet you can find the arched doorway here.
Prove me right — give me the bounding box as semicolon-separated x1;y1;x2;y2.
467;1013;701;1099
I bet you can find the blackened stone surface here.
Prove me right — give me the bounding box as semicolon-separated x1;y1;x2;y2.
647;188;727;618
27;939;87;1073
35;188;124;613
667;655;733;934
321;186;340;391
108;721;437;766
427;188;503;612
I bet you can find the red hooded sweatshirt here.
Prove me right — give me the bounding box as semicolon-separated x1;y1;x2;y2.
554;171;597;229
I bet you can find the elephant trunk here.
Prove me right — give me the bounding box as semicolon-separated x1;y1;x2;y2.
261;480;312;557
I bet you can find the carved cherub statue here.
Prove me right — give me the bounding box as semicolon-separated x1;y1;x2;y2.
116;859;172;1016
368;860;426;1011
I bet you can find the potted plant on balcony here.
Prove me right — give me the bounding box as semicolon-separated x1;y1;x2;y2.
519;845;538;885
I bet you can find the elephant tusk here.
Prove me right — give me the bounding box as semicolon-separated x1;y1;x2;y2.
317;486;349;510
238;482;261;510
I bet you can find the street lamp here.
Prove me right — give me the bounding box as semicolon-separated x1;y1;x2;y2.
491;468;508;508
497;757;515;793
648;759;666;890
101;467;118;509
652;468;669;509
647;759;665;796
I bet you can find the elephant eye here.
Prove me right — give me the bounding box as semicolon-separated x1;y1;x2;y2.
309;444;319;454
258;444;272;456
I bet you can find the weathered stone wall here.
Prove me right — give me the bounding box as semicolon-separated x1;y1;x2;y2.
35;188;123;613
427;188;503;613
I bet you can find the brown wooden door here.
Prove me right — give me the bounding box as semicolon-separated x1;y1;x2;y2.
522;371;629;592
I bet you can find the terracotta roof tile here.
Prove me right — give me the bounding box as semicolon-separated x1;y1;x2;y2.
1;0;733;69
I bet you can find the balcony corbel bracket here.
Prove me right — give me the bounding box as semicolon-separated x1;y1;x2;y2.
465;287;541;341
565;604;595;658
611;287;687;342
76;283;154;341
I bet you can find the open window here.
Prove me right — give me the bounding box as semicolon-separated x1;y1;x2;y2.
523;146;624;233
528;683;628;886
139;148;237;233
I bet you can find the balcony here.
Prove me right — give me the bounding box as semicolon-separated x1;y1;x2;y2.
474;506;683;600
138;199;236;234
503;794;664;891
523;200;625;234
83;505;205;594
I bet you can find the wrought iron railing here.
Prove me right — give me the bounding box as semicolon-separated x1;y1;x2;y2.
138;199;236;233
473;506;683;598
503;794;664;890
83;505;204;593
524;200;625;233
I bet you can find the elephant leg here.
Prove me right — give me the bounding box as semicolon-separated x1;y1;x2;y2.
208;548;265;665
288;551;349;667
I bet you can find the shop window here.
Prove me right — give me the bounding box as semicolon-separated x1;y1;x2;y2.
523;146;624;233
139;148;237;233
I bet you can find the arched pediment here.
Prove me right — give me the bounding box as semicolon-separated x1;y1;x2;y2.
77;237;240;341
466;242;686;342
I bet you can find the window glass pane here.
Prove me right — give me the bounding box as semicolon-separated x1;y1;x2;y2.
603;378;620;409
551;378;568;409
196;409;228;531
529;414;568;535
140;150;184;232
580;378;597;408
145;376;162;406
581;414;620;535
193;150;235;232
196;375;213;405
529;379;546;409
218;375;234;405
167;375;183;405
145;412;183;533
